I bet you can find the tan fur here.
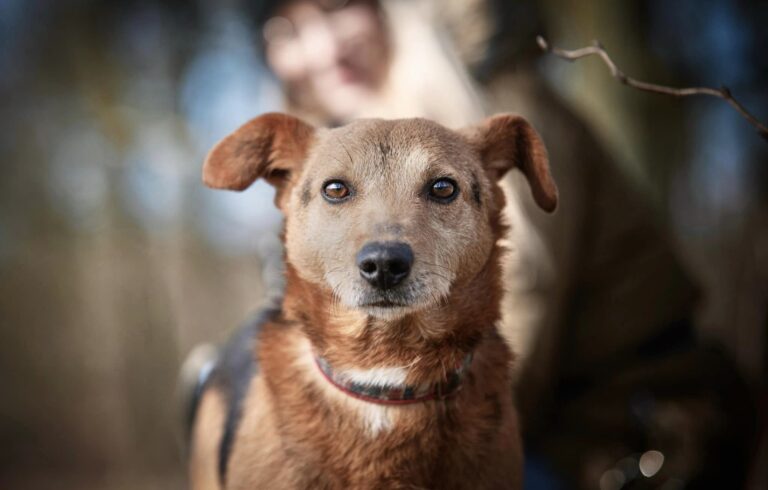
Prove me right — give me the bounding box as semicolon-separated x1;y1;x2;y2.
194;113;557;489
190;388;227;490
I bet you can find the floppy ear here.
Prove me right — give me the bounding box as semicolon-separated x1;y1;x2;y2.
203;112;315;208
462;114;558;213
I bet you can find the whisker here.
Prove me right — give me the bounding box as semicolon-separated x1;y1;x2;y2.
421;270;452;282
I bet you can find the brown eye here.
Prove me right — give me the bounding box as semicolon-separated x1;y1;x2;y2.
428;178;458;202
322;180;351;202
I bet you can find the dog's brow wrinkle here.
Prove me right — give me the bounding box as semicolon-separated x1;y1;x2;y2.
301;179;313;207
471;173;482;206
340;139;354;165
378;141;391;159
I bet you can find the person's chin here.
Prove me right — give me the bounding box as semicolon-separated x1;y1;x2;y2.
317;79;373;114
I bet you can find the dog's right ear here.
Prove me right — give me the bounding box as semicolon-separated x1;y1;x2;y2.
203;113;315;208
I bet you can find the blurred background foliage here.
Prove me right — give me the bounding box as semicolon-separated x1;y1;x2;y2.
0;0;765;488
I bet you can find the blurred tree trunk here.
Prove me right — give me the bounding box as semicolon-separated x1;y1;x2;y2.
540;0;687;202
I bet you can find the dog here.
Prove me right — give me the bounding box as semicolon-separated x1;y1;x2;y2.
188;112;557;489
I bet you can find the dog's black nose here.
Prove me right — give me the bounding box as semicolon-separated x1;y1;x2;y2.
356;241;414;290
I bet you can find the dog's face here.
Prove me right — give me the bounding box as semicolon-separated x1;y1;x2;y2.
286;118;502;319
203;114;557;320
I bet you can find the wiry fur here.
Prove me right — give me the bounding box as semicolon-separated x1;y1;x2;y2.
191;113;557;489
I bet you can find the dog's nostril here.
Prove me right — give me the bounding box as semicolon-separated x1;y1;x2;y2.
388;259;408;276
360;260;377;275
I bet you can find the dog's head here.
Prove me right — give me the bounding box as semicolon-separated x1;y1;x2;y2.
204;113;556;321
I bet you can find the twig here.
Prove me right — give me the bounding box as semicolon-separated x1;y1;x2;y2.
536;36;768;141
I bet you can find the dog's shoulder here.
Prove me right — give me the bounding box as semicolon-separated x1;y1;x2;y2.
189;305;281;484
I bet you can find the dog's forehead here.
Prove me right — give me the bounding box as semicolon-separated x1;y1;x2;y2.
308;118;475;177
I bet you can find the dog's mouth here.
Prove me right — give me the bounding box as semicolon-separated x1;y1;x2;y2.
359;299;408;308
326;270;451;318
356;284;421;313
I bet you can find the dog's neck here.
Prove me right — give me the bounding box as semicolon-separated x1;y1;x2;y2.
281;244;505;386
313;350;474;404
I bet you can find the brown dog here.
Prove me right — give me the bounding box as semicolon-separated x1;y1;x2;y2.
188;113;557;489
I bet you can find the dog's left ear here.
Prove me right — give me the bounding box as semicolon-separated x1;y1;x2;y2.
203;113;315;209
462;114;558;213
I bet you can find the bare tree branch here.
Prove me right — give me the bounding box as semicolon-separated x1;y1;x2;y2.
537;36;768;141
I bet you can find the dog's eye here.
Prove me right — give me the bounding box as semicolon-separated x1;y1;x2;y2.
322;180;351;202
428;178;458;202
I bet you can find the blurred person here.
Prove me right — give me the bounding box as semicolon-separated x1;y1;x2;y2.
237;0;755;488
258;0;390;123
251;0;484;126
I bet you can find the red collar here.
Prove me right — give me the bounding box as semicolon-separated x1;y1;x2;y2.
314;353;473;405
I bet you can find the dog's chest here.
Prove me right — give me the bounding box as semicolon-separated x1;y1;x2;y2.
276;393;505;486
237;329;522;489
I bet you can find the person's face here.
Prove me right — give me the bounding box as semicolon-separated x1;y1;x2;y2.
264;0;389;121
